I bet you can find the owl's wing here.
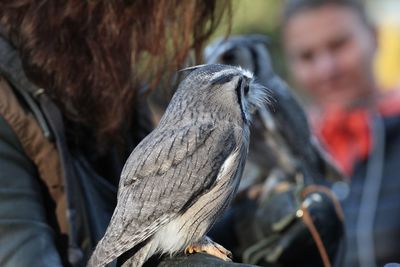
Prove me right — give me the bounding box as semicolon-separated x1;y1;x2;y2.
93;123;241;265
121;122;217;186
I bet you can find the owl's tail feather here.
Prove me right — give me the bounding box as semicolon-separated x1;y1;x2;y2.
87;234;135;267
87;236;154;267
86;237;119;267
120;240;154;267
87;215;171;266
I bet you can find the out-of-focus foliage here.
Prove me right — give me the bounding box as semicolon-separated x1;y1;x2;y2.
369;0;400;90
375;24;400;90
212;0;282;36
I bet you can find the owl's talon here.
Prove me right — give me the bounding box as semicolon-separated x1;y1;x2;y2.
185;236;233;262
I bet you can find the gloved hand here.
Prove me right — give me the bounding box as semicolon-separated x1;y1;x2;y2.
210;182;345;267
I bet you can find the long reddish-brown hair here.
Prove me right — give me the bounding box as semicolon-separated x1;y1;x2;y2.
0;0;230;149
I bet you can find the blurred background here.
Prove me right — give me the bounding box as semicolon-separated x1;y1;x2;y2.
209;0;400;91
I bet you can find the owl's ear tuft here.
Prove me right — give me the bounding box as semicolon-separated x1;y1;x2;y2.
178;64;208;73
177;64;207;80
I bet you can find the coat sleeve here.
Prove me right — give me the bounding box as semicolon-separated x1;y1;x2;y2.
0;116;64;267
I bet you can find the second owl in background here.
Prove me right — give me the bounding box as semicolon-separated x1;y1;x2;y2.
205;34;342;194
204;35;345;267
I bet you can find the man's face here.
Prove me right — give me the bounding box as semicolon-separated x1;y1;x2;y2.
283;4;377;108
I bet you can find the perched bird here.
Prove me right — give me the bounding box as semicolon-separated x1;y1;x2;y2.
87;64;267;267
204;35;341;195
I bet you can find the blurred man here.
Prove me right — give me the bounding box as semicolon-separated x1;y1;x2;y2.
282;0;400;266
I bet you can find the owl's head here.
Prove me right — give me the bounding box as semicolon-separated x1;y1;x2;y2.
175;64;269;125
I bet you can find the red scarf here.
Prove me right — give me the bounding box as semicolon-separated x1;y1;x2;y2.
315;108;370;175
312;89;400;176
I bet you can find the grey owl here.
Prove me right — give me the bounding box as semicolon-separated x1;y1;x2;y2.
204;35;342;195
87;64;267;266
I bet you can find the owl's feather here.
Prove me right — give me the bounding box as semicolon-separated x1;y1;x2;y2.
88;122;241;266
